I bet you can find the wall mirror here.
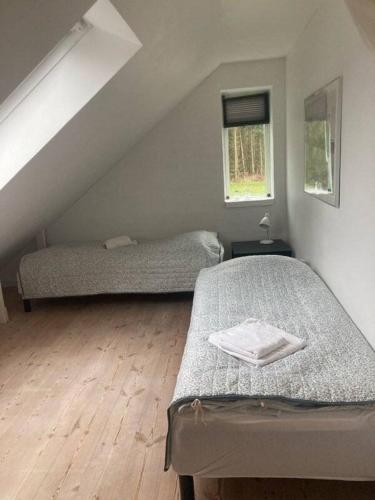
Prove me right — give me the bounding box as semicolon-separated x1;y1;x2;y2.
304;77;342;207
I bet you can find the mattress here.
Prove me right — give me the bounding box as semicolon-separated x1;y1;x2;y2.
166;255;375;478
171;399;375;480
18;231;224;299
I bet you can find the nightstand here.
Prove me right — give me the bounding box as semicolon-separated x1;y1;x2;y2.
231;239;293;259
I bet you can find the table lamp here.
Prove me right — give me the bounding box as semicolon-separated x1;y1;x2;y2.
259;212;274;244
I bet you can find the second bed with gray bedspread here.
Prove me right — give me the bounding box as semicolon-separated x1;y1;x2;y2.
18;231;223;299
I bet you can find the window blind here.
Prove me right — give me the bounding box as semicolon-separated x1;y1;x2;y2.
222;92;270;128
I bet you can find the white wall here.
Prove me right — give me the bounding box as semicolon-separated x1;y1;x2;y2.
0;241;37;288
48;58;287;253
287;0;375;347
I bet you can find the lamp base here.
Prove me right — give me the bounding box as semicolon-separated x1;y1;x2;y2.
260;239;274;245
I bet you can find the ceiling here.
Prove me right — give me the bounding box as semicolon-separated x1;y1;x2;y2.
0;0;322;266
345;0;375;52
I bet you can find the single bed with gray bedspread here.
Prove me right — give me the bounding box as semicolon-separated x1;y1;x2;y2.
18;231;223;306
166;256;375;498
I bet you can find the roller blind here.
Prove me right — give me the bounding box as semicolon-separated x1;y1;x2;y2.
222;92;270;128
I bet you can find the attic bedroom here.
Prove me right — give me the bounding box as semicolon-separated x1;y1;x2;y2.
0;0;375;499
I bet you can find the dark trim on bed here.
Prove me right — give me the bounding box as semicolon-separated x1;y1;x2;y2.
23;299;31;313
179;475;195;500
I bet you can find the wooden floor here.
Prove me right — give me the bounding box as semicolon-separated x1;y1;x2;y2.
1;289;374;500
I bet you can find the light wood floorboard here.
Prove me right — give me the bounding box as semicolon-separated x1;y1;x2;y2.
0;289;374;500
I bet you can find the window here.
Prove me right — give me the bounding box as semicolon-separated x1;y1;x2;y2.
0;21;92;127
0;0;142;191
222;91;274;205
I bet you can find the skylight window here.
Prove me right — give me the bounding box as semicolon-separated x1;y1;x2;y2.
0;0;142;190
0;21;92;127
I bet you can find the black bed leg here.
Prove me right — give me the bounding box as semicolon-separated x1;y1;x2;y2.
179;475;195;500
23;299;31;313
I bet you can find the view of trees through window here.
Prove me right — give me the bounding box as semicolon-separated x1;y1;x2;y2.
304;120;332;193
227;124;268;199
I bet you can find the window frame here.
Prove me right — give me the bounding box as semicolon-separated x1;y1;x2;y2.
221;88;275;208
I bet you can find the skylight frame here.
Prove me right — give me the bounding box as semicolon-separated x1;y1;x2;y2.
0;20;92;126
0;0;142;192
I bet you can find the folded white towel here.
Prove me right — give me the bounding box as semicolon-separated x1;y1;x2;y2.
211;318;287;359
104;235;138;250
209;318;306;367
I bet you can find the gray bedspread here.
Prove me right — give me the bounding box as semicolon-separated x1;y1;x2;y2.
18;231;223;299
165;256;375;468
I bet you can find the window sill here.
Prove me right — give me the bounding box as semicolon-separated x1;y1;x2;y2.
224;198;274;208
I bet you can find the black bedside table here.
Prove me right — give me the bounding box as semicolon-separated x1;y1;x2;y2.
231;239;293;258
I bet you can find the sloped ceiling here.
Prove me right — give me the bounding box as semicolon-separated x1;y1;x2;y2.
0;0;95;103
0;0;322;267
345;0;375;52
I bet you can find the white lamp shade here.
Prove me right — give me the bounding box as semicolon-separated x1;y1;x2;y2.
259;213;271;229
258;212;273;244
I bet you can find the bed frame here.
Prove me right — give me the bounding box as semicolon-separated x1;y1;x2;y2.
23;299;32;313
179;475;195;500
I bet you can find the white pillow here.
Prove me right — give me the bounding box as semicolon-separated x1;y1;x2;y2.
104;235;138;250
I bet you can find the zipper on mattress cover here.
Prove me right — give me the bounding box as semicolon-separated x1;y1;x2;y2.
191;399;207;425
179;398;281;419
